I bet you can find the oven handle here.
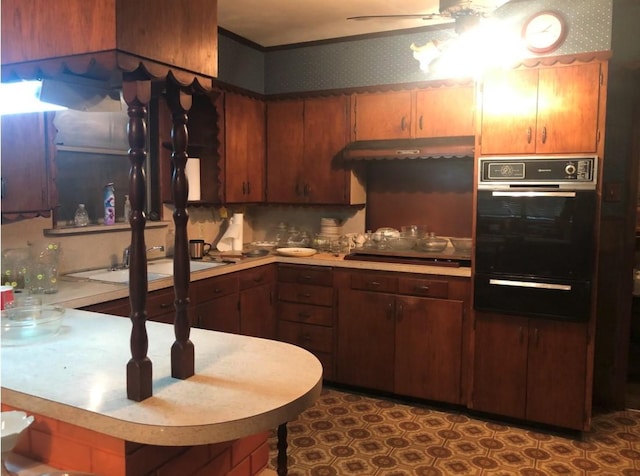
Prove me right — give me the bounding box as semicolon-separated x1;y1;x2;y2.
491;191;576;198
489;279;572;291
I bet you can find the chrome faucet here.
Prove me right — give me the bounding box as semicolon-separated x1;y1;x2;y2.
122;245;165;269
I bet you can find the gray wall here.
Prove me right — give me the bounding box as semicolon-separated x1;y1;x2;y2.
218;0;612;95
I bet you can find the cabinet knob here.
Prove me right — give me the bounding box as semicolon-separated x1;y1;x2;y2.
419;115;424;130
401;116;407;131
527;127;532;144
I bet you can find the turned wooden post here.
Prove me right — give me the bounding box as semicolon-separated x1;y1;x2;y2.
166;78;195;379
123;78;153;401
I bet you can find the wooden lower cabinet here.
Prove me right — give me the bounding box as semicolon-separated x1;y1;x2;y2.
239;265;277;339
276;264;336;380
470;311;590;430
82;265;277;339
335;269;467;405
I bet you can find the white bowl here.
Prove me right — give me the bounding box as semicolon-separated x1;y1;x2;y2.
1;411;34;453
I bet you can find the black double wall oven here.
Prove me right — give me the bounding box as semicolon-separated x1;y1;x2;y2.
474;156;598;322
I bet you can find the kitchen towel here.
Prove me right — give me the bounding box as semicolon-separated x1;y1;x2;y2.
216;213;244;252
185;158;201;201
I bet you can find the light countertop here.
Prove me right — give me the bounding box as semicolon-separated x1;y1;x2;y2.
1;308;323;446
38;252;471;309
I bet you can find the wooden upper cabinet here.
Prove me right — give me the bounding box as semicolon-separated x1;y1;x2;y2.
1;112;56;217
266;99;305;203
223;93;266;203
414;86;475;138
480;62;604;155
1;0;218;79
267;96;364;205
351;91;413;141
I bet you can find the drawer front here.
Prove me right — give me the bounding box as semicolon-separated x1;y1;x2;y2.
279;302;333;326
278;320;333;354
240;265;276;290
278;282;334;306
278;264;333;286
147;288;176;318
350;273;398;293
191;275;238;303
398;277;449;298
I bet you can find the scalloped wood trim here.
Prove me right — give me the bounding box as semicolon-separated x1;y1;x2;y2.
1;51;215;91
508;50;612;69
1;210;52;222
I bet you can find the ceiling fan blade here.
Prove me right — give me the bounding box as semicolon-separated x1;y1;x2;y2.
347;14;438;21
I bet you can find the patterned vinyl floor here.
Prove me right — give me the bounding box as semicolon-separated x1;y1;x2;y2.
268;387;640;476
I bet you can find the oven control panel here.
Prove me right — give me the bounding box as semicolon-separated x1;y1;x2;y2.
478;155;597;189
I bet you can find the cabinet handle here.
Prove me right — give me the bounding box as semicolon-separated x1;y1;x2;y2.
534;327;539;346
367;281;381;288
160;302;172;309
295;183;301;196
541;126;547;144
415;285;430;293
247;181;251;195
242;182;247;195
401;116;406;131
252;275;264;283
304;184;309;196
298;292;312;299
213;287;223;294
298;311;311;319
419;115;424;130
527;127;532;144
397;303;404;322
300;333;312;343
387;302;394;320
299;274;313;281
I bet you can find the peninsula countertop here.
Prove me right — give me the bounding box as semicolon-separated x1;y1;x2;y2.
1;308;323;446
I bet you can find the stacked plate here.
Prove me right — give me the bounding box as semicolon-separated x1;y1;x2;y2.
320;218;342;240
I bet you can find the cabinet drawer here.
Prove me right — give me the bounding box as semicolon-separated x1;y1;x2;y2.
278;320;333;354
278;264;333;286
278;282;334;306
240;265;276;290
191;275;238;303
147;288;177;318
279;302;333;326
350;273;398;293
398;277;449;298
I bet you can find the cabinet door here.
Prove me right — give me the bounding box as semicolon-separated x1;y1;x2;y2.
414;86;475;138
240;282;276;339
266;99;304;203
194;293;240;334
352;91;412;140
471;312;528;419
302;96;350;204
336;289;395;392
536;63;601;154
479;68;538;155
395;296;464;404
1;112;53;215
526;320;589;430
224;93;265;203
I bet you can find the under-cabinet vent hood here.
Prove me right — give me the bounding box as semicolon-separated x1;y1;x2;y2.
343;136;475;161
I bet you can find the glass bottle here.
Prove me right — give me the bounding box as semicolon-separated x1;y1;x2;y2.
73;204;90;227
123;194;132;224
362;230;376;249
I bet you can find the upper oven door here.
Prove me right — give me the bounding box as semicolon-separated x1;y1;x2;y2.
475;189;597;280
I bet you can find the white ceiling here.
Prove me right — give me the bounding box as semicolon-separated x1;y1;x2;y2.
217;0;454;48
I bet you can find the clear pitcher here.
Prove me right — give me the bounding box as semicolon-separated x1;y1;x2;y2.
29;242;61;294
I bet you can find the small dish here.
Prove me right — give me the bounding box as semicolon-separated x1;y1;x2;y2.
1;410;35;452
243;249;270;258
276;247;318;257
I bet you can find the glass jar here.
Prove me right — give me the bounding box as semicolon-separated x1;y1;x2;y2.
73;203;90;227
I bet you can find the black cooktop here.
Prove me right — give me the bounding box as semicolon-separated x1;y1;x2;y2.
344;248;471;268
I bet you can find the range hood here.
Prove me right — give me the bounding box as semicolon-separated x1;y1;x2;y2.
342;136;475;161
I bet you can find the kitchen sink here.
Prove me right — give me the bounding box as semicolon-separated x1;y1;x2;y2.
67;259;227;284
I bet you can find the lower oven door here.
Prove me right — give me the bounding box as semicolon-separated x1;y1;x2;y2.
474;273;591;321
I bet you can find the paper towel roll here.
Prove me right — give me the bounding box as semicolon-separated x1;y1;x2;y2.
185;158;201;201
232;213;243;251
216;215;244;252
